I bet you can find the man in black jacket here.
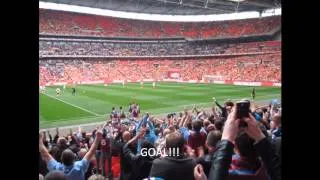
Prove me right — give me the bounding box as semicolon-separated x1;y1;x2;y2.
123;128;158;180
196;130;222;177
149;131;197;180
195;108;281;180
213;98;234;118
196;130;222;176
116;131;136;180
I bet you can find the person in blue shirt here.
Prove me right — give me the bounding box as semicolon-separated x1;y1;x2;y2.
39;130;103;180
135;114;157;154
44;170;67;180
179;126;190;141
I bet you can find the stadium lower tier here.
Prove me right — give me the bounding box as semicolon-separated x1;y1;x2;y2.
39;53;281;86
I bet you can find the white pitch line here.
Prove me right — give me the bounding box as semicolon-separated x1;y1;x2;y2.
42;93;102;116
40;94;280;132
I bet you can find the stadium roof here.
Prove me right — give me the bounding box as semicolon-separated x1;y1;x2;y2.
40;0;281;15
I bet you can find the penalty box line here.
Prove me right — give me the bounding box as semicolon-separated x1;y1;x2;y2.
41;93;102;117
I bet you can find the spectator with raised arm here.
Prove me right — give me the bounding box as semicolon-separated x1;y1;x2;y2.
228;131;269;178
154;128;171;151
213;98;234;118
123;128;159;180
207;106;240;180
95;127;110;177
39;129;103;180
38;96;281;180
50;137;68;163
243;114;281;180
135;114;158;154
115;130;136;180
199;107;281;180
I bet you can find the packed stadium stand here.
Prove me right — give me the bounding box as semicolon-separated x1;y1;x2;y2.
39;9;281;84
40;98;282;180
39;39;281;57
40;9;281;39
39;3;281;179
39;53;280;86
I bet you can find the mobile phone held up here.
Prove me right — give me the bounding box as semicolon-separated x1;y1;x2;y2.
236;100;250;127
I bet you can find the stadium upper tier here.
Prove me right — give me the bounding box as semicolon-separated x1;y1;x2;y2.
39;40;281;57
39;53;281;85
39;9;281;39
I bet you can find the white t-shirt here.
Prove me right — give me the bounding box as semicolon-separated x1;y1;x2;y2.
56;88;61;93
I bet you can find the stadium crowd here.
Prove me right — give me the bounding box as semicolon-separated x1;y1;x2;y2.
39;53;281;85
39;40;281;57
39;9;280;39
39;98;281;180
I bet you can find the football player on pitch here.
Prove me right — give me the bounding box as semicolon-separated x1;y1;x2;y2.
56;88;61;96
252;87;256;100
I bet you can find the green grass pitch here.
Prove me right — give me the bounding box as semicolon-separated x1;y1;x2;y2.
39;82;281;129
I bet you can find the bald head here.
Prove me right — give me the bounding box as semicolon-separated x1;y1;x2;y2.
78;148;87;159
122;131;131;142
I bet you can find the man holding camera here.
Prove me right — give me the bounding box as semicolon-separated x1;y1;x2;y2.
194;100;281;180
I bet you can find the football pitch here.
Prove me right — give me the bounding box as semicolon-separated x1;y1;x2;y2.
39;82;281;129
